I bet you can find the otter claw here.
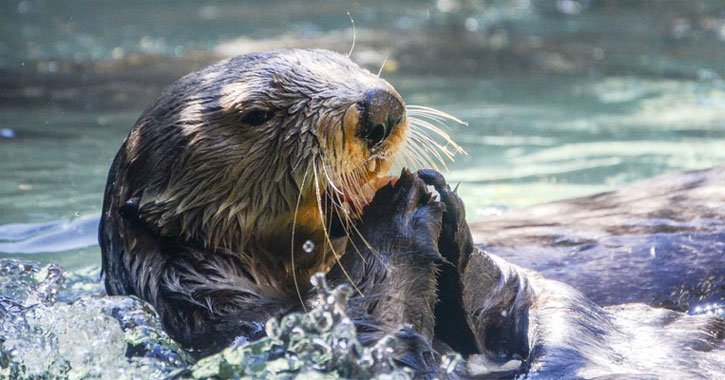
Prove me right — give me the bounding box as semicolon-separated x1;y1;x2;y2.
426;185;441;202
416;169;473;266
417;169;448;189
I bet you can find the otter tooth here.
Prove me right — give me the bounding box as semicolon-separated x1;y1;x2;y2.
368;160;377;173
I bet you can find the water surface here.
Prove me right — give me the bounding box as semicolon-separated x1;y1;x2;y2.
1;1;724;378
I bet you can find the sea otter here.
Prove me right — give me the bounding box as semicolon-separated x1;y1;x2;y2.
100;49;725;378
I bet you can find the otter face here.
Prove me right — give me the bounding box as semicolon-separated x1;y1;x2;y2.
123;49;462;271
319;77;408;215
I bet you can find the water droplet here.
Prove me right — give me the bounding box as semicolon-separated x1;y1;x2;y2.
302;240;315;253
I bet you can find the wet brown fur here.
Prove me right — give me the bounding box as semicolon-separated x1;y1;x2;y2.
100;49;451;362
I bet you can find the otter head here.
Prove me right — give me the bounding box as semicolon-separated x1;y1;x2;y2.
121;49;462;282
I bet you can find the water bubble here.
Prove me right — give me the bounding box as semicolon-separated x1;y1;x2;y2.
310;272;327;289
302;240;315;253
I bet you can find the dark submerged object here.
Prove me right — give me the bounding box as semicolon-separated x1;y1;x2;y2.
469;167;725;313
100;49;725;378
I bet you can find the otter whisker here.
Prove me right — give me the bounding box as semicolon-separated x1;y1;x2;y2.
401;136;440;171
346;11;356;58
290;162;311;312
400;140;430;169
339;167;384;261
398;146;426;172
330;193;371;265
341;167;366;213
405;116;467;171
408;117;465;155
377;53;389;77
312;158;363;297
406;104;468;126
408;129;453;169
395;150;418;173
291;151;309;172
322;162;345;197
319;164;370;265
407;118;456;143
382;105;467;175
327;166;373;275
322;158;386;263
410;130;458;158
406;106;466;155
408;130;450;162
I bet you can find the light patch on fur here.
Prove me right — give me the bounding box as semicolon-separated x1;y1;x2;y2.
178;104;206;136
277;50;383;91
219;81;253;111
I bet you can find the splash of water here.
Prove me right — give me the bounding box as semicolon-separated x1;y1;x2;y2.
190;273;413;379
0;260;462;379
0;259;192;379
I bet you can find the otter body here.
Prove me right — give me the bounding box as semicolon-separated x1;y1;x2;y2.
470;167;725;312
100;49;725;378
100;49;415;354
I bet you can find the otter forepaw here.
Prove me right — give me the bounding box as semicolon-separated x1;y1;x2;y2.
357;169;445;261
417;170;474;267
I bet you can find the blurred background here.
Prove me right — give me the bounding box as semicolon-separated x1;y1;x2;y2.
1;0;725;269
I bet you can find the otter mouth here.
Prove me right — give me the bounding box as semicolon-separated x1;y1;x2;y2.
301;104;467;243
335;157;398;217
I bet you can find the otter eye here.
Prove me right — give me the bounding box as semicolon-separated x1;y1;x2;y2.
241;109;274;126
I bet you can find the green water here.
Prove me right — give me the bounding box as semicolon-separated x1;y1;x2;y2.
0;1;724;377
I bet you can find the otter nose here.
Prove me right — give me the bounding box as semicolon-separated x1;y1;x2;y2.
359;88;405;149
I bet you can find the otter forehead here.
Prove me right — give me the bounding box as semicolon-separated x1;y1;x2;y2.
153;49;402;137
212;49;394;111
266;49;388;90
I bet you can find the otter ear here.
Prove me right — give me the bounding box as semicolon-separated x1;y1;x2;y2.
121;193;182;238
119;197;141;224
